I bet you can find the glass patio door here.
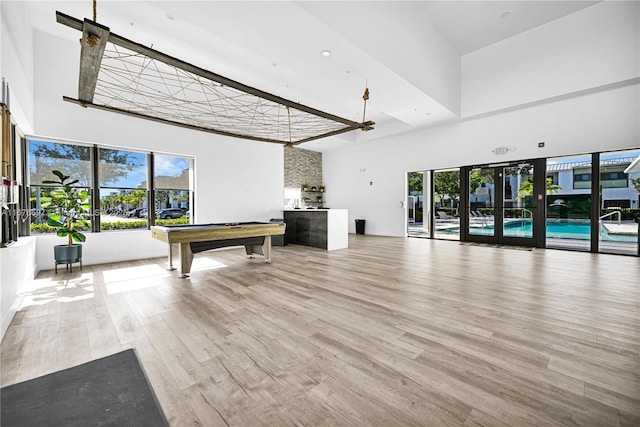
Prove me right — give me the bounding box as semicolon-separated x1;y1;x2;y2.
464;160;543;247
502;164;535;240
468;167;496;238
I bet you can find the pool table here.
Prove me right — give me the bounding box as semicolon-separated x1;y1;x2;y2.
150;222;286;278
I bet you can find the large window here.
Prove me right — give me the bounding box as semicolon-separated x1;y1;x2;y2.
29;140;92;186
29;140;93;232
28;138;194;234
573;169;591;189
99;148;148;230
599;149;639;255
547;154;592;251
572;167;630;189
600;169;628;188
154;154;192;224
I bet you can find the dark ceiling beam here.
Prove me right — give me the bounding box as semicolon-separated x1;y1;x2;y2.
62;96;359;145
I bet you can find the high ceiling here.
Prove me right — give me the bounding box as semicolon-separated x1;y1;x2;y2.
26;0;601;151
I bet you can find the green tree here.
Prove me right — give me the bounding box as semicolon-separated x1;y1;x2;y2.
155;190;170;209
408;172;423;195
171;191;189;209
434;170;460;209
631;177;640;193
31;142;137;187
130;189;147;208
517;177;562;198
469;169;494;194
98;148;139;186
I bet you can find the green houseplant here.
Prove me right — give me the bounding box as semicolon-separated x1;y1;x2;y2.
41;170;91;272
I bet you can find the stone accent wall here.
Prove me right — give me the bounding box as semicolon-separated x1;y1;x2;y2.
284;146;322;189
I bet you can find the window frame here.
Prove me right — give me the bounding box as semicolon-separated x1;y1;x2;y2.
25;137;194;235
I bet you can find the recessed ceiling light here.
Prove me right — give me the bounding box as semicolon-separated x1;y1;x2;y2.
320;50;331;57
500;11;512;19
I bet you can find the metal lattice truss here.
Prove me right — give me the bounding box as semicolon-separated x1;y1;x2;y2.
56;12;374;145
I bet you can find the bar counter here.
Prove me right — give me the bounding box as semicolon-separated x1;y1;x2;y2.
283;209;348;250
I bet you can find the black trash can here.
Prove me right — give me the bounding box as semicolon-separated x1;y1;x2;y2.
355;219;366;235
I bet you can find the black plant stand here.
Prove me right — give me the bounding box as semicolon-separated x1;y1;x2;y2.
54;244;83;273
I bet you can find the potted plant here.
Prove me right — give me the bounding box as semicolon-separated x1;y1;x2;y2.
301;183;309;191
319;185;325;192
41;170;91;273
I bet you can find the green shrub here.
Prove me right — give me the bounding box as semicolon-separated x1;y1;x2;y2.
31;215;191;234
31;223;90;234
100;220;147;230
157;217;190;226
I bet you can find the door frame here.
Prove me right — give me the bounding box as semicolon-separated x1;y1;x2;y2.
461;158;546;248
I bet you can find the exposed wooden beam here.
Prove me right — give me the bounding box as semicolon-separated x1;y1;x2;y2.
78;19;109;103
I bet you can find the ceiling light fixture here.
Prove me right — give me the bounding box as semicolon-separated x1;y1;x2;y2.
320;50;331;57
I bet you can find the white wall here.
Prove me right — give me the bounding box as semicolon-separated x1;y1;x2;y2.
462;1;640;117
0;237;36;339
34;230;167;271
323;83;640;237
0;0;35;129
297;1;460;115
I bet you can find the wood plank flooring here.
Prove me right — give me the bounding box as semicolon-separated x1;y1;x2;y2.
2;235;639;426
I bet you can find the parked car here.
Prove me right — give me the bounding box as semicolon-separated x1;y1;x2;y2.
126;208;143;218
155;208;185;219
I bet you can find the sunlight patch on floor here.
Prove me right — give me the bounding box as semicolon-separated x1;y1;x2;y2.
104;259;227;292
103;264;173;294
20;272;95;307
188;257;228;273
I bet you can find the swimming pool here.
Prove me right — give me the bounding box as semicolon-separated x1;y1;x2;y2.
437;219;637;243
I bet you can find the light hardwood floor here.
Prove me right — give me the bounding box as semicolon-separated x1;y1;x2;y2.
2;235;639;426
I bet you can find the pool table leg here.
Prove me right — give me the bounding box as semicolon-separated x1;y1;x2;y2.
263;235;272;264
178;242;195;278
166;243;177;271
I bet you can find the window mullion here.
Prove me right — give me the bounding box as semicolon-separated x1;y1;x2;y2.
91;144;100;232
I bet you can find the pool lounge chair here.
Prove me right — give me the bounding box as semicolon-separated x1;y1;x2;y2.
437;211;456;220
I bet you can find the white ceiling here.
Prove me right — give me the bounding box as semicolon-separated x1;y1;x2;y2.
25;0;601;151
416;1;600;55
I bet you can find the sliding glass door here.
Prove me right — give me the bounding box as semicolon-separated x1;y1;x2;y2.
468;167;496;237
598;149;640;255
434;169;460;240
408;152;637;257
545;154;592;251
463;160;544;247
